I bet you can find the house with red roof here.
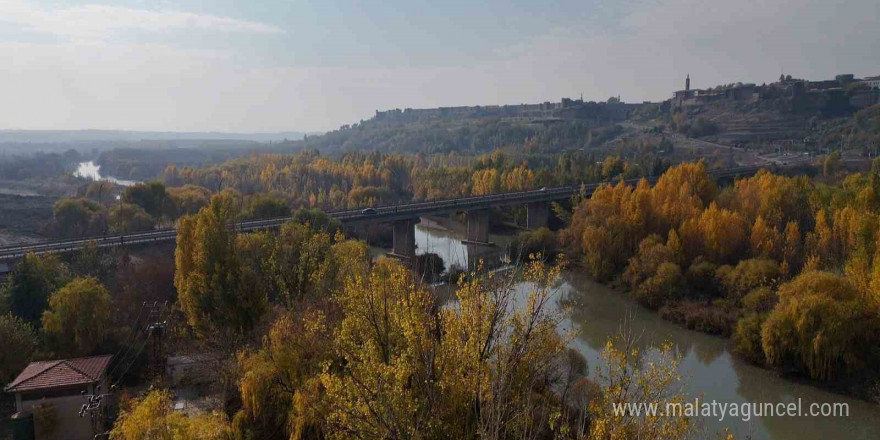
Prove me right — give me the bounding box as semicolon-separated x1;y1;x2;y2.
4;355;112;440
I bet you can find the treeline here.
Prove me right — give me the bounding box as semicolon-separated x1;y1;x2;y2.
160;149;664;209
95;141;264;181
48;147;669;239
0;149;82;181
561;161;880;392
274;117;600;155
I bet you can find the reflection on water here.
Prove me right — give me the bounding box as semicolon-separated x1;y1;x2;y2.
417;224;880;440
414;221;511;270
75;161;138;187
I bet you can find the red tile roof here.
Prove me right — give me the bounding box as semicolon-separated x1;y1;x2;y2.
4;355;112;393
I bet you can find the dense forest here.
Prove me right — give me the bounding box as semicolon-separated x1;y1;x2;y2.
560;160;880;395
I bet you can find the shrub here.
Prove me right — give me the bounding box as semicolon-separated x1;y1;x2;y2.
742;287;777;313
632;262;682;310
733;314;767;364
510;227;558;261
659;300;739;336
414;253;446;283
684;257;719;298
717;258;781;300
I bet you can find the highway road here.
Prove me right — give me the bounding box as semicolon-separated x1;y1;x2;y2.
0;165;764;262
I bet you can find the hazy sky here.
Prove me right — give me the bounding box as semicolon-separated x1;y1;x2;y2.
0;0;877;132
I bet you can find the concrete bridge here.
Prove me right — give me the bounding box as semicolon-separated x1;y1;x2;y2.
0;166;764;266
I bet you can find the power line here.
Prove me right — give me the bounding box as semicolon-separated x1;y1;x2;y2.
106;302;148;380
111;302;169;388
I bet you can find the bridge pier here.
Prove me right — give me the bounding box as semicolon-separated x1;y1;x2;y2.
526;201;549;229
387;217;419;263
463;209;493;246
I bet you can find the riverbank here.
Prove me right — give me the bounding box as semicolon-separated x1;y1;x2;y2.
591;268;880;405
558;271;880;440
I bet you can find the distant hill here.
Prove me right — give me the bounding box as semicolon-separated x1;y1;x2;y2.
0;129;316;143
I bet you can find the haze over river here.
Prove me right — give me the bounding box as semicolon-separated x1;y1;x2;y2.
416;222;880;440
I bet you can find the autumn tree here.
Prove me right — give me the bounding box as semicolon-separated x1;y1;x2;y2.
749;216;782;260
233;310;331;440
761;271;880;380
167;184;212;216
716;258;782;300
693;203;747;263
565;180;651;280
624;234;683;309
175;191;265;341
111;389;232;440
650;161;715;233
320;259;438;439
41;277;111;357
586;335;693;440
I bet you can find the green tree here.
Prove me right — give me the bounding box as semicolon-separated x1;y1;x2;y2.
4;254;69;324
122;181;174;219
0;314;37;385
291;208;343;234
109;203;155;233
246;193;289;219
52;197;107;238
41;277;111;357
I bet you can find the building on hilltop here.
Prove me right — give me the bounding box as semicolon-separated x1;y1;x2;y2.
671;74;758;109
863;76;880;89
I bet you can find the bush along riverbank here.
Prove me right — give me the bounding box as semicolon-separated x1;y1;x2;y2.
558;161;880;402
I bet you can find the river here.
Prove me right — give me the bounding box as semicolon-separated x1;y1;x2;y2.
415;221;880;440
74;161;139;187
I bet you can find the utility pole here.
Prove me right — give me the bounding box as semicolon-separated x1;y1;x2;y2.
79;384;113;438
146;301;169;381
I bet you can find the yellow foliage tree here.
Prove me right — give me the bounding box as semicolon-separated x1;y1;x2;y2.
761;271;880;380
41;277;110;357
111;389;231;440
696;203;747;263
749;216;782;260
586;336;693;440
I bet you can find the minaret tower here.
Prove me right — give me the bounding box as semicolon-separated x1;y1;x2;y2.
686;74;690;92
